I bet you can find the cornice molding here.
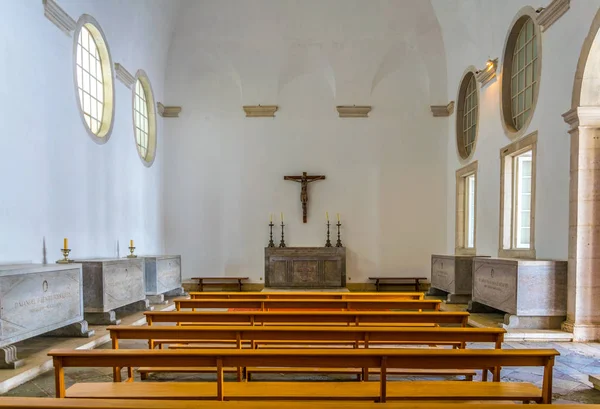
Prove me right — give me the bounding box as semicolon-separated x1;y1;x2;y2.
114;63;135;88
157;103;182;118
475;58;498;87
336;105;372;118
536;0;570;32
43;0;76;36
243;105;278;118
430;101;455;117
563;107;600;130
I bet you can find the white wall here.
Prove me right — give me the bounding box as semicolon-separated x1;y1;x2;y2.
163;0;449;281
432;0;600;260
0;0;179;263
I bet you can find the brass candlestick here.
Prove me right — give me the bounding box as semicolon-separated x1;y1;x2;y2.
56;248;72;264
127;246;137;258
325;221;332;247
279;221;286;248
268;222;275;247
336;221;343;247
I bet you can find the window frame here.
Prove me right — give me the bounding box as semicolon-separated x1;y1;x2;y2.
131;70;157;167
72;14;115;144
456;67;480;160
499;131;537;259
499;7;542;140
455;161;478;256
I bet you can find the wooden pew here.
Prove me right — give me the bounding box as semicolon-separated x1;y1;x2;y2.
188;291;425;300
174;298;442;311
48;348;559;403
192;277;248;292
111;325;502;382
369;277;428;292
1;398;597;409
145;310;470;327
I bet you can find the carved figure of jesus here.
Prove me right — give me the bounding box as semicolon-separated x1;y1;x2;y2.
284;172;326;223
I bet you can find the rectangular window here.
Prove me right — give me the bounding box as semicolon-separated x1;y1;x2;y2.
456;162;478;255
499;132;536;258
465;174;476;249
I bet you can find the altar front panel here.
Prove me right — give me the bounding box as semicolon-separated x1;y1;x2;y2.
265;247;346;288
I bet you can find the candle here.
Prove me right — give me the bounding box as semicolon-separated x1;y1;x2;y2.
63;238;68;250
270;213;273;223
281;212;284;222
337;213;340;222
130;239;134;247
326;212;329;221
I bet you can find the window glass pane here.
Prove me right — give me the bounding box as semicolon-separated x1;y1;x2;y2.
465;174;476;249
515;151;533;248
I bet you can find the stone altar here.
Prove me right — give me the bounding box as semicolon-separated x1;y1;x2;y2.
428;254;487;303
469;258;567;329
0;263;93;369
143;255;185;304
265;247;346;288
73;258;152;325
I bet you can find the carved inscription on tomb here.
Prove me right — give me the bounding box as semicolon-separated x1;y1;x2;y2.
472;263;517;314
0;269;82;341
431;258;455;293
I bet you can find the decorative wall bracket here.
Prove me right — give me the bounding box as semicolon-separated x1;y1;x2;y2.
476;58;498;87
536;0;570;32
430;101;455;117
336;106;371;118
43;0;76;36
157;103;182;118
115;63;135;88
243;105;278;118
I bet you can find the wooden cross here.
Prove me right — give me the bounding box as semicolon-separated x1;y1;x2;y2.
284;172;326;223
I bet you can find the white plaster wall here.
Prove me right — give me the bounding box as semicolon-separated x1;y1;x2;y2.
433;0;600;260
164;0;449;281
0;0;179;263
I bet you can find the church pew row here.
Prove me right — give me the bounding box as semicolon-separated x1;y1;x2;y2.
145;310;469;327
174;299;442;311
109;325;503;381
48;348;559;403
187;291;425;300
3;399;598;409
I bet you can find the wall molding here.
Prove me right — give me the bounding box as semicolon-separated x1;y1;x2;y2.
243;105;278;118
43;0;76;36
430;101;455;117
114;63;135;88
536;0;570;32
475;58;498;87
157;103;182;118
336;105;372;118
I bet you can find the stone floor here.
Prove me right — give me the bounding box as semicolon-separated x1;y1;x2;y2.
3;339;600;404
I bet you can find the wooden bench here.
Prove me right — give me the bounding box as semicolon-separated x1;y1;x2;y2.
110;325;503;382
145;310;470;327
49;348;559;403
188;291;425;300
1;399;594;409
174;298;442;311
192;277;249;292
369;277;428;292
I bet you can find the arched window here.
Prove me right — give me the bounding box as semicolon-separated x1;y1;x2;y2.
456;69;479;160
73;15;115;143
500;7;542;139
132;70;157;167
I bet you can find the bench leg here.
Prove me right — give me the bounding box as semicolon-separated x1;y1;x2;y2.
140;371;147;381
113;367;122;383
466;374;473;381
415;279;420;292
481;369;488;382
126;367;134;382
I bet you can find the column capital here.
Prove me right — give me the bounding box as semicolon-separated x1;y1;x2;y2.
563;106;600;130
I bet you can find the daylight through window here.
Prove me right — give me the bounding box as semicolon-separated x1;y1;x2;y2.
76;26;104;134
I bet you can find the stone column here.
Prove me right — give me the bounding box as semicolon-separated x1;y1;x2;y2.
562;107;600;341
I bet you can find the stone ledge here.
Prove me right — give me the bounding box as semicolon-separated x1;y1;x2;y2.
536;0;570;32
590;375;600;391
430;101;454;117
43;0;76;36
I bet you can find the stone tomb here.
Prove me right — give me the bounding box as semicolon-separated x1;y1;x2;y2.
0;264;93;369
143;255;185;304
73;258;152;325
428;254;487;303
469;257;567;329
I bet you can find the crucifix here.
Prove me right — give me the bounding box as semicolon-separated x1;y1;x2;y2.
284;172;326;223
